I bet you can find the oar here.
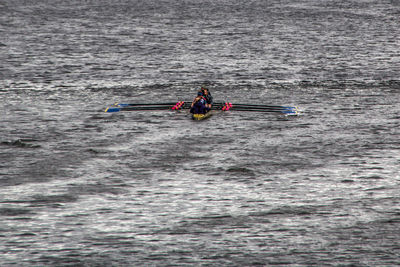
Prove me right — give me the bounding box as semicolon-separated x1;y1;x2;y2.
214;102;298;114
212;102;296;110
105;101;190;112
105;106;175;113
230;103;294;109
218;103;294;109
220;107;290;112
226;108;298;114
115;102;179;107
228;106;295;111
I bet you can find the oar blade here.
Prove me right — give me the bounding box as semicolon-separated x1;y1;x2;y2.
105;107;121;113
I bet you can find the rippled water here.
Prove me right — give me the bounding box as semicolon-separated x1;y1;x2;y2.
1;0;400;266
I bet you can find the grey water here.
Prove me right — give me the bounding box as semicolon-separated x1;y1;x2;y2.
1;0;400;266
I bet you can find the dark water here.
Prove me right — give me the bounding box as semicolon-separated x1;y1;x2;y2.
1;0;400;266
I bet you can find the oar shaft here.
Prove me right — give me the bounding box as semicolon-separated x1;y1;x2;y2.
230;103;293;109
105;106;174;112
116;102;179;107
226;108;296;113
105;101;193;112
228;106;294;111
212;102;295;110
121;106;173;110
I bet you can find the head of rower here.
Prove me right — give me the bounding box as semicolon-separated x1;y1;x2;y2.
195;91;204;101
201;87;209;96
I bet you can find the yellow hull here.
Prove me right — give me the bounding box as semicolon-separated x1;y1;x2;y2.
192;111;212;120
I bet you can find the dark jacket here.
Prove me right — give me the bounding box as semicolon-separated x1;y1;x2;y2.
190;96;207;114
204;93;213;105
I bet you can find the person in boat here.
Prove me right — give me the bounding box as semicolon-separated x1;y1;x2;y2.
201;86;213;109
190;91;207;114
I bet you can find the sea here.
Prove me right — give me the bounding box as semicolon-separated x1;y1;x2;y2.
1;0;400;266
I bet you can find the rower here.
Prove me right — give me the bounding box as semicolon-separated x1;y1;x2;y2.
190;92;207;114
201;86;213;110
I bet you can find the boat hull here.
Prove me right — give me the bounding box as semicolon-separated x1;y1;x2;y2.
192;111;212;120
